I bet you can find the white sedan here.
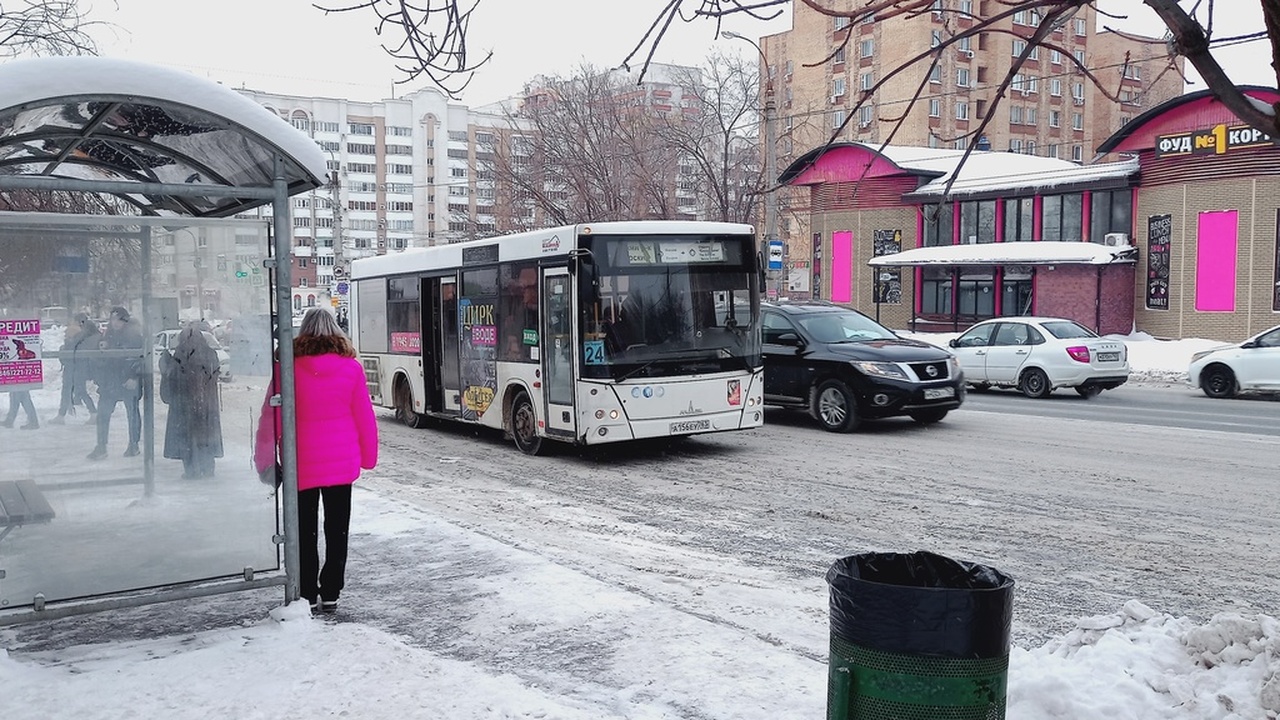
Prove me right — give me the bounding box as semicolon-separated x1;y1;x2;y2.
948;317;1129;398
1187;324;1280;398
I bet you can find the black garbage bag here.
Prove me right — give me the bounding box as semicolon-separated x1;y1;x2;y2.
825;551;1015;720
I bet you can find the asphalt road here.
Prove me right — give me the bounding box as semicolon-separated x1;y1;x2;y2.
959;381;1280;437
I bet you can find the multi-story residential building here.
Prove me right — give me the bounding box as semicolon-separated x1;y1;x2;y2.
757;1;1183;298
234;87;526;311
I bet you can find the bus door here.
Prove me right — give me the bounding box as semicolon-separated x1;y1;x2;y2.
541;269;576;438
438;276;461;413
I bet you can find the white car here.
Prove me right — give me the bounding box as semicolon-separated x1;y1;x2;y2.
154;329;233;382
1187;324;1280;398
948;317;1129;398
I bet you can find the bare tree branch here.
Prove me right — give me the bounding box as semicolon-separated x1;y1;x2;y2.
312;0;491;99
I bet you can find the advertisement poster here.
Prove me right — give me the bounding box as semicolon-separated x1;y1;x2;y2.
1146;214;1172;310
872;229;902;304
458;295;497;421
0;319;43;391
811;232;822;300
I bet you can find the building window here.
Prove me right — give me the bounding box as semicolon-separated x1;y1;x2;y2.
960;199;996;243
1004;197;1034;241
833;77;846;97
1051;49;1062;64
957;270;995;316
1090;190;1133;243
931;30;942;48
835;15;850;30
859;105;874;126
1012;39;1026;56
1049;110;1061;127
1041;193;1083;241
923;202;954;247
957;68;971;87
1051;78;1062;96
1072;112;1084;130
1010;105;1023;124
832;109;846;129
956;101;969;120
929;98;941;117
860;72;874;91
929;65;942;84
1002;267;1034;315
1074;17;1087;35
1073;49;1086;67
921;267;953;314
860;39;874;58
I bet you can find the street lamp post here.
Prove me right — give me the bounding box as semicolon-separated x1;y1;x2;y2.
724;31;781;299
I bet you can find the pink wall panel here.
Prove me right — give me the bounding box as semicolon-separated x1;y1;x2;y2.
831;231;853;303
1195;210;1238;312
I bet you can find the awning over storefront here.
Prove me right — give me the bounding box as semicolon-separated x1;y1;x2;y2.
868;241;1138;267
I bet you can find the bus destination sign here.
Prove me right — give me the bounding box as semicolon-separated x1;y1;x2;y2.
626;240;726;265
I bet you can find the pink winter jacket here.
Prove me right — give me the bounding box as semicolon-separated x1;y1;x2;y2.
254;354;378;491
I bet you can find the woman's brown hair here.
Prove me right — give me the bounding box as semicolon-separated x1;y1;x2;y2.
293;308;355;358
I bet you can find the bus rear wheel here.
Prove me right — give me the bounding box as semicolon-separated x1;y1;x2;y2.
394;379;427;429
511;392;544;455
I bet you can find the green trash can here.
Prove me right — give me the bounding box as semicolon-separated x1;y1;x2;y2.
826;551;1015;720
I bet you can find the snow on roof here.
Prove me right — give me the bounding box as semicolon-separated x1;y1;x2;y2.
909;156;1139;198
869;240;1138;267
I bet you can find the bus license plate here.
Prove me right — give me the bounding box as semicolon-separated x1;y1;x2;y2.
1096;352;1120;362
670;419;711;434
923;387;954;400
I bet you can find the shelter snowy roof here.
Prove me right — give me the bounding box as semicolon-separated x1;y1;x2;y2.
868;240;1138;267
0;56;328;217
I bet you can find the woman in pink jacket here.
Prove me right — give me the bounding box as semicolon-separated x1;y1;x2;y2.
255;308;378;614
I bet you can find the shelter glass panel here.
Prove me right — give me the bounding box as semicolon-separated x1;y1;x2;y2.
0;216;280;609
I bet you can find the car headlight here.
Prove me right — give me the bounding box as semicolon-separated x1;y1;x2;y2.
1190;349;1216;364
853;361;910;380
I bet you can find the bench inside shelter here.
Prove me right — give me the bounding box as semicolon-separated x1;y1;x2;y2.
0;480;56;544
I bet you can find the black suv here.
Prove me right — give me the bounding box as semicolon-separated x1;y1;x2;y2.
761;301;965;432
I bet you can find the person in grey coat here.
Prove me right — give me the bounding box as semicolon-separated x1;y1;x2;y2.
160;326;223;478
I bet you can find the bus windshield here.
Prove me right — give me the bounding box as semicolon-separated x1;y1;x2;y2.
578;233;762;380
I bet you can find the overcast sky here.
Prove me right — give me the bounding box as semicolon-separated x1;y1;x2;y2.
92;0;1272;105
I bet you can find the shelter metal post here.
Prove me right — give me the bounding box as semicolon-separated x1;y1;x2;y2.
141;226;155;496
272;154;301;606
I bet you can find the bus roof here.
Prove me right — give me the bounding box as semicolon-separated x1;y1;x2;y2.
350;220;755;280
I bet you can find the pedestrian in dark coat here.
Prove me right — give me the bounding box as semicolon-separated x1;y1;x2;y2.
160;326;223;478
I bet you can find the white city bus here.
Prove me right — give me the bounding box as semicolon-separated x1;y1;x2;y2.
350;221;764;454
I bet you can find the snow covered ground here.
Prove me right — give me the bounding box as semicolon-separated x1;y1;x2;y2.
1;327;1276;720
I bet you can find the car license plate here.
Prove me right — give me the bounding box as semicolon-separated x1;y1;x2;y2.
923;387;954;400
1096;352;1120;362
670;419;711;434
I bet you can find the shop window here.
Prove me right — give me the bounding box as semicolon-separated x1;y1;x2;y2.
920;266;953;314
1001;266;1033;315
1003;197;1034;242
1090;189;1132;242
922;202;954;247
1041;193;1083;241
957;270;995;316
959;200;997;243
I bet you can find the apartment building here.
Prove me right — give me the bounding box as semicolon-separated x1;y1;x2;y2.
758;1;1183;298
234;87;531;310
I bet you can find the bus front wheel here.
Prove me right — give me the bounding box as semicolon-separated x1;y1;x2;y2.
511;392;544;456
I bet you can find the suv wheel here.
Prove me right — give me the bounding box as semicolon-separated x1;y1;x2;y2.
812;379;859;433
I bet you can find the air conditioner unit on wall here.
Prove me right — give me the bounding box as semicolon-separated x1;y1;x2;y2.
1103;232;1129;246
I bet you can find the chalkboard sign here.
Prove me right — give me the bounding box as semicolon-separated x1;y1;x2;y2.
872;229;902;304
1146;214;1172;310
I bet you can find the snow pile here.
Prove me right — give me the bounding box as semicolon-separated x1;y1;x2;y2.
1010;600;1280;719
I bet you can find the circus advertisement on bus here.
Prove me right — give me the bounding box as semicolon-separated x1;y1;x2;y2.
0;318;43;391
459;295;497;420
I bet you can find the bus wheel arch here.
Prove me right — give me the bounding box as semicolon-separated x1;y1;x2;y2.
393;373;427;429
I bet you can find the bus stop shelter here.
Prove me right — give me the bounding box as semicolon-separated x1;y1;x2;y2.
0;57;326;625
